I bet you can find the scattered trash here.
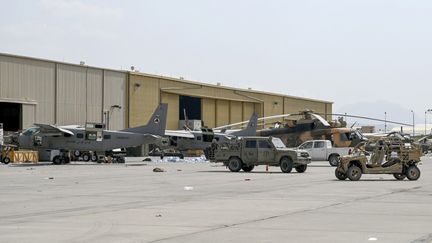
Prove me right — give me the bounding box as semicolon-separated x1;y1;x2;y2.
45;177;54;180
26;168;34;170
244;178;251;181
143;158;152;162
183;186;194;191
368;237;378;241
155;214;162;217
153;167;165;172
177;169;182;171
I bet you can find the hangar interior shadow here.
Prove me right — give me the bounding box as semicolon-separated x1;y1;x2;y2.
0;102;22;131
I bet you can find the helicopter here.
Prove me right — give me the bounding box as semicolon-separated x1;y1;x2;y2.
215;110;412;148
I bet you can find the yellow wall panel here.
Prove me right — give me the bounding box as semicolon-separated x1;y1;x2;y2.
161;92;179;129
202;98;216;128
230;101;242;124
216;100;229;127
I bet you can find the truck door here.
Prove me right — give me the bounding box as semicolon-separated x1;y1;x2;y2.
258;139;275;163
312;141;326;160
243;139;258;163
299;141;313;158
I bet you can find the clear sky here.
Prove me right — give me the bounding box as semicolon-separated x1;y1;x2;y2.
1;0;431;124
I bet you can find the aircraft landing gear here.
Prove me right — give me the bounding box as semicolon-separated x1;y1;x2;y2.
52;151;71;165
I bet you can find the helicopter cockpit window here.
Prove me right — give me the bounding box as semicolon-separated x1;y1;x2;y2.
340;133;350;141
22;127;40;136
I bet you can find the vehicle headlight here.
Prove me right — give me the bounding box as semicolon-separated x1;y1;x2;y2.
297;151;309;158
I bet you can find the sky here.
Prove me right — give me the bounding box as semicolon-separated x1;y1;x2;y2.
1;0;431;126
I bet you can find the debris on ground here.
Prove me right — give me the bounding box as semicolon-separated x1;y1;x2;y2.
155;214;162;217
244;178;251;181
44;177;54;180
143;158;152;162
183;186;194;191
153;167;165;172
177;169;182;171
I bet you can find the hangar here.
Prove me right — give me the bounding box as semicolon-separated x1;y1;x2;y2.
0;52;332;135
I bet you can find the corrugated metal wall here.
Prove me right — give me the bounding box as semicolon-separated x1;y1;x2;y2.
0;54;126;130
216;100;229;127
161;92;179;129
0;55;56;125
104;71;126;130
202;98;216;128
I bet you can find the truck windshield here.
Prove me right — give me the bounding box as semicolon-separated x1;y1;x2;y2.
271;138;286;148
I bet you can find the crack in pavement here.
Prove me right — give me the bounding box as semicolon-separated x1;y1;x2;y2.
148;185;425;243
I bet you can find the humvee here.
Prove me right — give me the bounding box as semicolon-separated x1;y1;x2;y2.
207;136;311;173
335;138;422;181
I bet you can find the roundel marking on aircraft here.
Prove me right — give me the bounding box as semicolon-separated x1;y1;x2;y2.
154;116;160;124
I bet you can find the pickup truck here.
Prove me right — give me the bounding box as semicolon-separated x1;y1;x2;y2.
296;140;352;166
207;136;311;173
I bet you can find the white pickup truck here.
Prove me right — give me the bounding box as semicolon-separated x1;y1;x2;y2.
296;140;352;166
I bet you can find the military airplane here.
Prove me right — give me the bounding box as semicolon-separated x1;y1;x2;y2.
18;104;168;164
215;110;412;148
155;112;259;157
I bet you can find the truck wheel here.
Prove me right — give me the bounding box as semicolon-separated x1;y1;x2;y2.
73;150;81;157
295;164;307;173
328;154;340;166
91;154;98;162
280;157;293;173
242;165;254;172
228;157;242;172
393;173;406;180
3;157;11;164
335;169;347;180
63;156;70;164
347;165;362;181
53;156;62;165
406;165;420;181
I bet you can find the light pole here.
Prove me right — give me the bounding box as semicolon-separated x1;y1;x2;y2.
105;105;122;130
426;109;432;135
411;110;415;137
384;112;387;133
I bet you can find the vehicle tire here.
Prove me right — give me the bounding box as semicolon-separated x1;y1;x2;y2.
347;165;362;181
228;157;242;172
335;169;347;180
328;154;340;167
3;157;11;164
82;153;90;162
53;156;62;165
242;165;254;172
179;154;184;159
406;165;421;181
117;157;125;163
295;164;307;173
393;173;406;180
91;154;98;162
73;150;81;157
280;157;293;173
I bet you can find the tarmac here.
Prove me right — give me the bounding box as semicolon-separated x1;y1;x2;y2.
1;157;431;243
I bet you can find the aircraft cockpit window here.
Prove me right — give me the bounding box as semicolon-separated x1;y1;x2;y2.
340;133;350;141
203;134;214;142
22;127;40;136
76;133;84;139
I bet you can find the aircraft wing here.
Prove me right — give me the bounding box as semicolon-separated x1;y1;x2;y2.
165;130;195;138
34;123;75;136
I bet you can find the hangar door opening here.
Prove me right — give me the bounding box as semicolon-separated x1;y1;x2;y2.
0;102;22;131
179;95;201;120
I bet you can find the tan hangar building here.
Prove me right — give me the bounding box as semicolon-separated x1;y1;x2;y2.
0;52;332;134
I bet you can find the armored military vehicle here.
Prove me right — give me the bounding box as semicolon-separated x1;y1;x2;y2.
335;138;422;181
207;136;311;173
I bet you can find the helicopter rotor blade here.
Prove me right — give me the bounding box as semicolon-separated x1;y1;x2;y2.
319;113;412;126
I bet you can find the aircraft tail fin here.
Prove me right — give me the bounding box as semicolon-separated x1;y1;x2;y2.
122;103;168;136
230;112;258;137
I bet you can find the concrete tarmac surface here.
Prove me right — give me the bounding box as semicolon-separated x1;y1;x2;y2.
1;157;432;243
